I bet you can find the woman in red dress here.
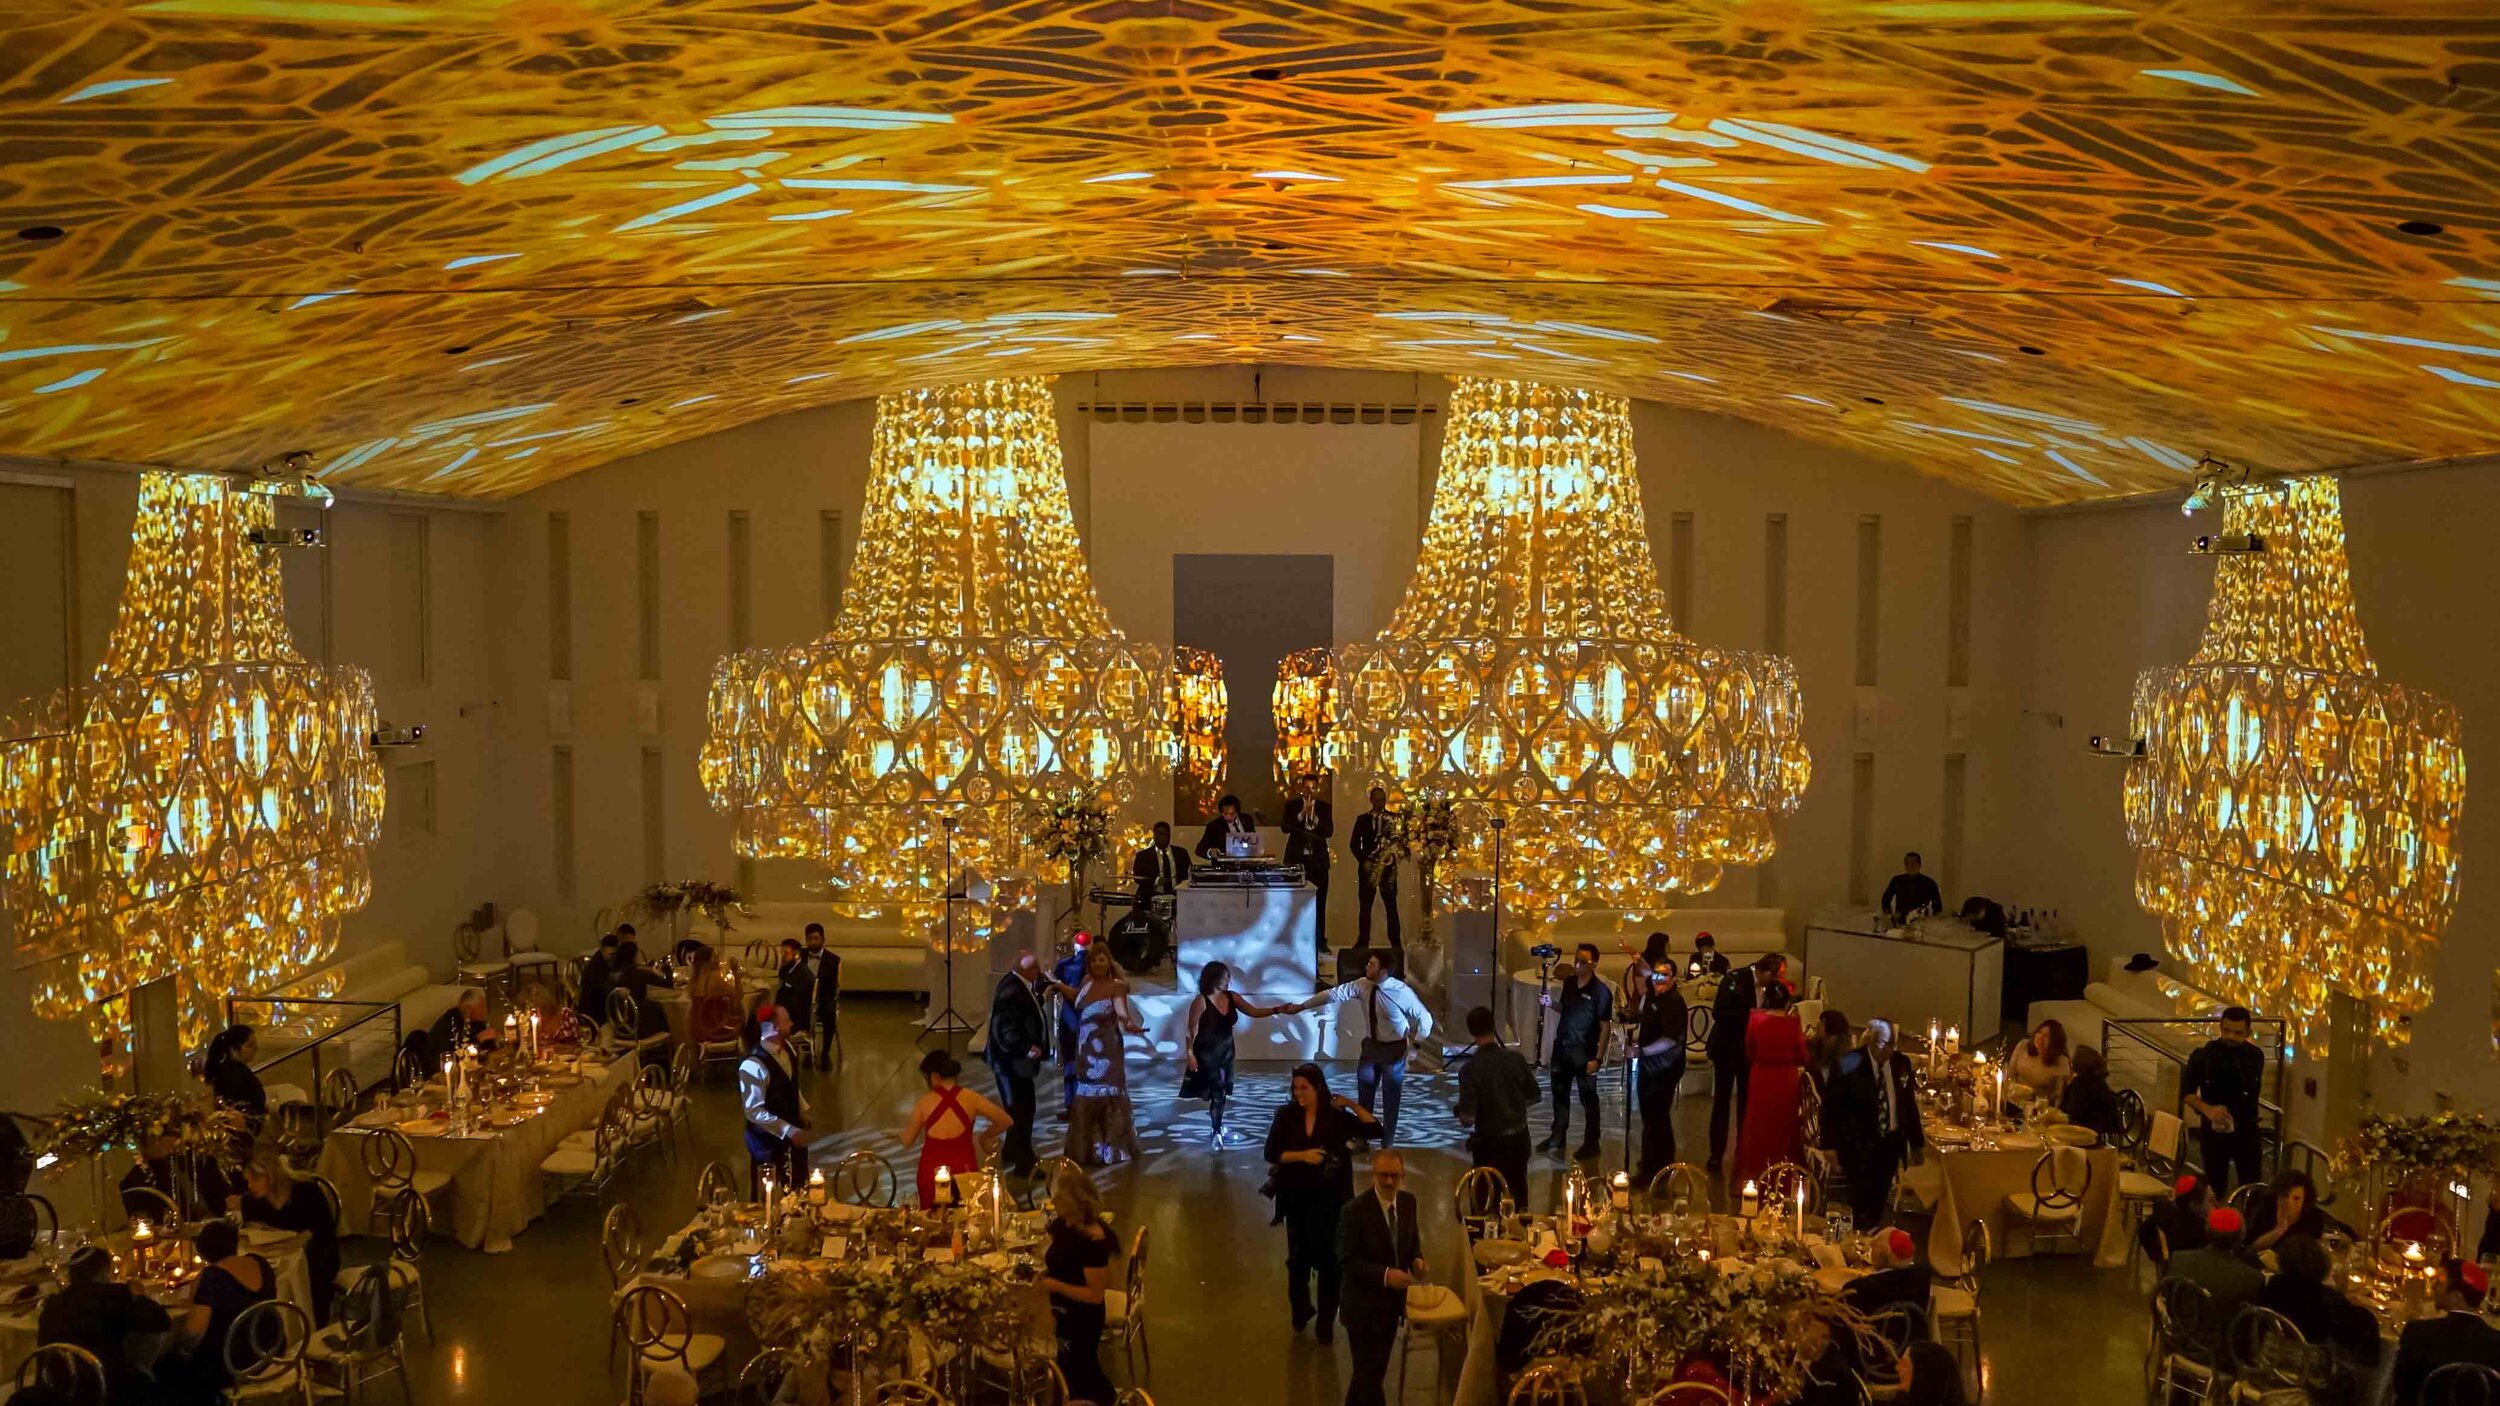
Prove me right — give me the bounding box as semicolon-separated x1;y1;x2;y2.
902;1049;1012;1208
1733;984;1808;1184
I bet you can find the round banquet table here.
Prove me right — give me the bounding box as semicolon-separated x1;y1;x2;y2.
0;1229;317;1380
1920;1129;2129;1274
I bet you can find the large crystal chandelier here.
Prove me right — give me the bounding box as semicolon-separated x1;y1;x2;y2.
1334;378;1810;923
0;472;386;1053
2124;475;2464;1054
700;376;1166;929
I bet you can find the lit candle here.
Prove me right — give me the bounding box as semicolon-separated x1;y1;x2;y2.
762;1169;776;1227
934;1164;955;1209
1563;1179;1575;1231
1927;1019;1941;1075
1610;1171;1630;1211
1795;1180;1806;1237
529;1012;540;1062
1945;1026;1960;1056
808;1167;826;1205
1740;1180;1760;1218
1995;1064;2006;1122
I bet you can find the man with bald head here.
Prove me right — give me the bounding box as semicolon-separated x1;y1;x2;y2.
1337;1148;1427;1406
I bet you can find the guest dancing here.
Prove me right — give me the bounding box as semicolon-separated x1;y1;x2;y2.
986;950;1053;1179
1538;943;1612;1162
1282;794;1333;951
1182;960;1294;1148
1051;934;1092;1120
737;1002;812;1195
1300;951;1433;1145
1036;1162;1118;1404
1263;1063;1382;1343
902;1050;1011;1207
1050;944;1145;1167
1731;982;1807;1184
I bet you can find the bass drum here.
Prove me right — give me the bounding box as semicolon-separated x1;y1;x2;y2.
1107;908;1170;974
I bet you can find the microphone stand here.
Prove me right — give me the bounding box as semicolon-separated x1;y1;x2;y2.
919;814;976;1041
1531;952;1556;1071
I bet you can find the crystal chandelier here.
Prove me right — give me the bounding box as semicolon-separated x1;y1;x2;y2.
1168;646;1228;820
1272;646;1338;797
2124;475;2464;1053
700;376;1166;932
0;472;386;1054
1333;378;1810;923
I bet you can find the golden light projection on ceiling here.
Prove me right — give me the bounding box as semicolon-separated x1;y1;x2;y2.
1334;377;1809;925
699;375;1166;910
2123;475;2465;1056
3;5;2499;503
0;471;386;1052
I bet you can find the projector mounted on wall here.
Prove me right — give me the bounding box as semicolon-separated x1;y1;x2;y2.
2190;532;2264;555
246;526;324;549
369;721;428;749
2087;735;2147;758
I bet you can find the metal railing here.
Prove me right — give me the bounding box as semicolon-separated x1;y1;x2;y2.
2102;1013;2292;1180
221;992;405;1110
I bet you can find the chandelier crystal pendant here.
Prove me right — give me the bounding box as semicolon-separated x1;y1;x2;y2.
1272;646;1339;797
1168;646;1228;820
700;376;1167;928
1333;378;1810;923
0;472;386;1053
2124;475;2465;1053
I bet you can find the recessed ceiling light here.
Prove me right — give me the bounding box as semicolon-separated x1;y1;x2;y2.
17;225;63;242
2396;219;2446;238
2018;345;2047;356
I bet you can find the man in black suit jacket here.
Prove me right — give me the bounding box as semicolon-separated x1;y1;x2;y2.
985;951;1051;1178
1337;1149;1427;1406
1821;1018;1927;1225
1130;821;1191;902
1283;795;1334;950
1197;793;1257;859
2395;1260;2500;1405
1707;956;1774;1170
784;923;841;1069
1348;787;1402;948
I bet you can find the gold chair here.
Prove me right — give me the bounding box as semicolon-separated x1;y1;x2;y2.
1930;1219;1989;1400
1397;1283;1471;1403
358;1127;451;1236
835;1149;900;1207
335;1188;434;1346
601;1202;645;1369
615;1283;725;1405
1103;1225;1151;1382
2001;1146;2092;1255
1756;1160;1822;1217
2225;1304;2327;1405
13;1343;105;1403
2149;1277;2224;1406
225;1298;317;1406
1641;1385;1732;1405
693;1160;738;1208
869;1384;948;1405
1646;1162;1710;1216
1455;1166;1515;1258
305;1261;412;1406
1506;1359;1590;1406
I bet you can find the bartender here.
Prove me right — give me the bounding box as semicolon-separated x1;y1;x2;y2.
1196;793;1256;859
1879;851;1943;923
1131;820;1191;902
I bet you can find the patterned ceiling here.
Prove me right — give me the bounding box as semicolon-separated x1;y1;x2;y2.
2;3;2498;504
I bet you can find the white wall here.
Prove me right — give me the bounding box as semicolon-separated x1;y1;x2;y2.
0;462;505;1112
482;367;2032;961
2016;461;2500;1120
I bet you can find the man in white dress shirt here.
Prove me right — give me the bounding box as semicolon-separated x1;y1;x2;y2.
738;1002;813;1195
1301;952;1434;1145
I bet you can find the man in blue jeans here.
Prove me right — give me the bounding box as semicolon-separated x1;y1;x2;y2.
1050;933;1091;1119
1540;943;1613;1162
1301;951;1435;1145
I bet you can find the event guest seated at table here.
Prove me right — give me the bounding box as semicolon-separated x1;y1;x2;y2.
2162;1207;2263;1360
36;1245;149;1371
178;1220;275;1398
2057;1045;2123;1141
576;929;621;1023
1685;930;1731;979
2139;1173;2211;1270
2246;1167;2330;1253
108;1296;182;1406
120;1134;235;1222
2394;1259;2500;1406
2259;1234;2380;1370
426;989;494;1063
1844;1228;1932;1317
609;939;676;1052
2005;1018;2073;1103
238;1154;339;1326
684;944;741;1044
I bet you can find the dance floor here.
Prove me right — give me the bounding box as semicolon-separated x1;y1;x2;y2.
392;999;2150;1405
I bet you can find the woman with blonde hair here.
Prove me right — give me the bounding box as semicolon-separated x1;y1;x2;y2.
1036;1162;1116;1403
684;943;740;1044
1046;944;1145;1167
237;1153;339;1323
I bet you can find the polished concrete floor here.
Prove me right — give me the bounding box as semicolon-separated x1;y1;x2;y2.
385;998;2154;1405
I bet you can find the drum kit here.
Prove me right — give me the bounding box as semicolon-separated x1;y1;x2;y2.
1086;886;1175;973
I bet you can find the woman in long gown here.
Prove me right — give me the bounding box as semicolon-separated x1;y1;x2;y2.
1733;983;1808;1184
901;1049;1010;1207
1182;961;1292;1148
1051;945;1145;1167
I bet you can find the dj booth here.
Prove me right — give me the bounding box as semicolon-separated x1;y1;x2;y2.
1108;856;1325;1060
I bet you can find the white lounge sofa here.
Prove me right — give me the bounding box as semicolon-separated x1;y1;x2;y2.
239;939;473;1097
704;901;922;994
2024;957;2232;1110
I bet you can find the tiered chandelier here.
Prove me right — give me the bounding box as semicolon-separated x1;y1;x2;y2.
700;377;1168;930
0;472;386;1053
2123;475;2465;1053
1333;378;1810;923
1168;647;1228;820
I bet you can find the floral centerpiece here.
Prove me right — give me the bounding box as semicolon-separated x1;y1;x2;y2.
1531;1254;1871;1401
2334;1111;2500;1184
41;1089;246;1161
1023;798;1115;906
749;1255;1038;1360
1407;798;1459;948
632;879;752;932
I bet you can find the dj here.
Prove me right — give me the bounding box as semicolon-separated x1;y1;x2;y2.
1196;793;1258;860
1131;820;1192;902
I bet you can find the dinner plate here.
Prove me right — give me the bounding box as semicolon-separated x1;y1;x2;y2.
243;1226;294;1246
690;1255;749;1280
487;1110;534;1128
398;1120;449;1138
539;1074;584;1089
2043;1124;2098;1147
514;1091;557;1107
351;1110;399;1129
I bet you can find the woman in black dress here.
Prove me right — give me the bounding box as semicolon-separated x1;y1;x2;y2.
1181;961;1292;1149
239;1155;338;1325
200;1025;267;1135
181;1220;275;1397
1036;1162;1117;1403
1262;1063;1380;1342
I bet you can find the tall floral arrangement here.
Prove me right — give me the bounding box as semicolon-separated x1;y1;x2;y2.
1408;798;1459;948
2334;1111;2500;1183
1024;798;1115;909
749;1257;1038;1355
41;1089;245;1161
632;879;752;931
1531;1255;1868;1402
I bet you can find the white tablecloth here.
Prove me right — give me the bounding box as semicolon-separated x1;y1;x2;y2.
0;1234;316;1380
316;1055;640;1252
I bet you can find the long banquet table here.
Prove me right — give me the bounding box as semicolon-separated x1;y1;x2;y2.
316;1053;640;1253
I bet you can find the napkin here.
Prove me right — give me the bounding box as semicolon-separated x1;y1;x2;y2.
821;1237;846;1260
1809;1243;1847;1270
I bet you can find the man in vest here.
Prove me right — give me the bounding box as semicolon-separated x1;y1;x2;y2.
738;1002;812;1196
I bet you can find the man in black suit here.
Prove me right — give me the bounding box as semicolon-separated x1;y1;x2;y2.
1283;794;1333;951
794;922;841;1068
1196;793;1257;859
577;928;621;1023
1130;820;1191;902
2395;1259;2500;1405
985;951;1051;1179
1348;787;1402;948
1821;1017;1926;1225
1337;1148;1427;1406
1707;954;1776;1170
